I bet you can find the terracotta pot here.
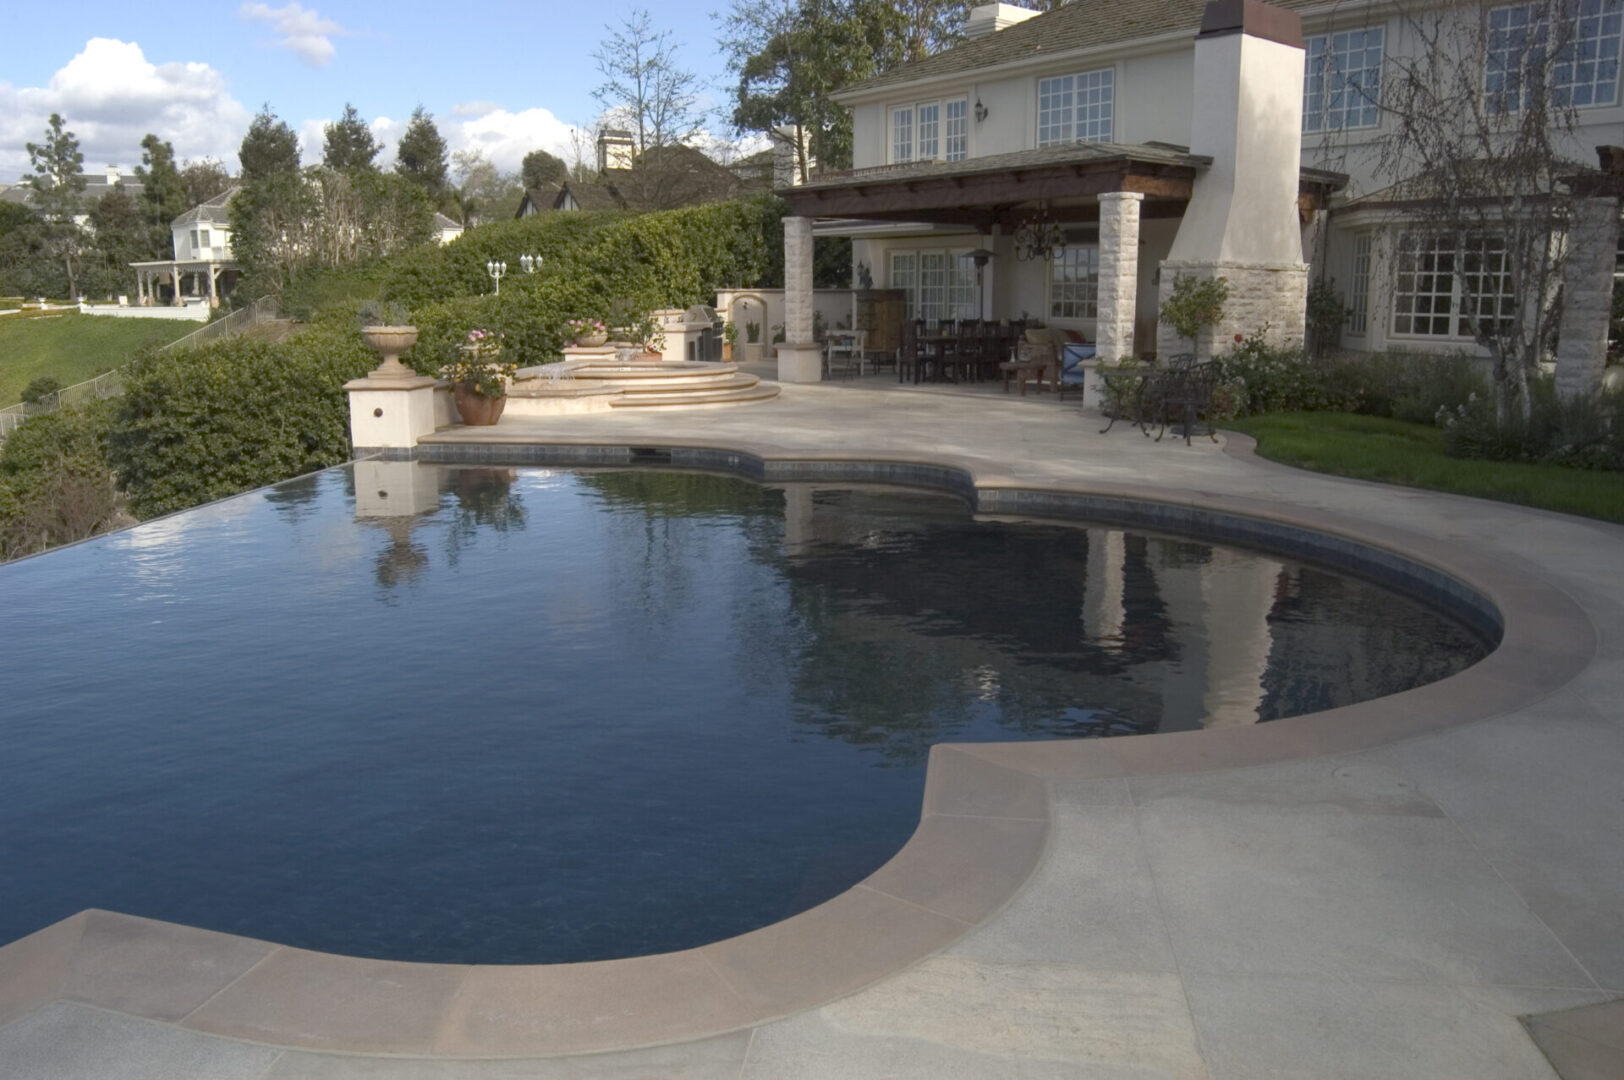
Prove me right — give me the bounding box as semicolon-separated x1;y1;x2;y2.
721;342;733;362
453;385;506;426
575;332;608;347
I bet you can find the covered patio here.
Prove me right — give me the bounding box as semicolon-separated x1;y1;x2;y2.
773;143;1344;383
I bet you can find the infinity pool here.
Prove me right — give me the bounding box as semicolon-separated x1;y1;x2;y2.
0;464;1490;963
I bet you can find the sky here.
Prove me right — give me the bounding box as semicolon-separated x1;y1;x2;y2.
0;1;743;186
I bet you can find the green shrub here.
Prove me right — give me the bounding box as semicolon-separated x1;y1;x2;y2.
1159;274;1228;350
1439;376;1624;470
0;401;124;560
20;376;63;405
1212;332;1362;416
1336;352;1489;424
281;259;393;321
107;312;376;516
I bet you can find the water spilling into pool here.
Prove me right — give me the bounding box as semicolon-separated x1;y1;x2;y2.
0;465;1489;963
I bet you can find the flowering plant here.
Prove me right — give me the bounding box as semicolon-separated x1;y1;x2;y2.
439;328;514;398
566;318;607;339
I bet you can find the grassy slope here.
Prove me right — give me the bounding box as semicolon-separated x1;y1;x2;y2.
0;314;196;404
1225;412;1624;524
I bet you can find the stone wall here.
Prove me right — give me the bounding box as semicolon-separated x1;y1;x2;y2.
1155;260;1308;360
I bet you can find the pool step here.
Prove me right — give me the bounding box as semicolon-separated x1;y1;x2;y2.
609;380;781;408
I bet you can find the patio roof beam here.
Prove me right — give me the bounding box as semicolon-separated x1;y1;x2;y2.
782;163;1196;220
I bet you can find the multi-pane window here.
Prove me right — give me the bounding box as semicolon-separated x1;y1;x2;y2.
1037;69;1114;146
1392;233;1516;338
892;107;913;163
891;249;978;321
1348;233;1372;336
917;102;940;160
1050;246;1100;319
891;97;970;162
1487;0;1623;110
1303;28;1383;131
944;100;968;161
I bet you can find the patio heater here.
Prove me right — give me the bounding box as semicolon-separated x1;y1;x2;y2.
486;260;507;296
967;247;995;321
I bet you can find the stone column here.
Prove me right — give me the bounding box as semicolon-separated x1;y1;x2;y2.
1554;195;1621;398
1097;192;1142;366
777;215;823;382
170;263;182;306
207;264;219;308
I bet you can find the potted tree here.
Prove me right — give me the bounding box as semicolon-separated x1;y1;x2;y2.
722;320;737;363
1159;274;1229;360
741;320;763;364
442;328;516;425
358;300;418;378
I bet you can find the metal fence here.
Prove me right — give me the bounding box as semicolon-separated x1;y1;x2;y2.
0;297;279;441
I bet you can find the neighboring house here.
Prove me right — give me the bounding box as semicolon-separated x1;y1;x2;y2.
774;0;1622;371
3;166;148;228
514;130;782;220
434;211;465;245
129;187;240;308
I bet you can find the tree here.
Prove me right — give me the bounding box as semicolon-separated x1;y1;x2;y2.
394;106;450;204
83;186;147;298
179;159;233;208
239;106;301;182
322;102;381;171
134;135;189;256
453;149;525;226
521;148;569;190
593;9;703;154
1372;0;1596;423
26;113;86;300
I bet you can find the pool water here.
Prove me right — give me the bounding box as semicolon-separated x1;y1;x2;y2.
0;465;1490;964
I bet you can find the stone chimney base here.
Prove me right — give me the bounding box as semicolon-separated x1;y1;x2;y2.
1155;260;1308;361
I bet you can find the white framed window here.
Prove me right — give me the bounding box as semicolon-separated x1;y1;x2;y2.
1487;0;1623;110
1391;233;1516;338
891;97;970;163
890;248;979;322
1037;69;1114;146
1303;27;1384;131
198;229;211;248
1348;233;1373;336
944;99;968;161
1049;246;1100;319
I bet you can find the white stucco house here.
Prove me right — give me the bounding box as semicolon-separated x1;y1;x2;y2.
129;187;241;308
770;0;1623;382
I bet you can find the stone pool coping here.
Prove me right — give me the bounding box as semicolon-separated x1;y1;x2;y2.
0;438;1595;1059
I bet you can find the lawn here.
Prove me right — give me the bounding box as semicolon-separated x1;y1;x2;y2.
1225;412;1624;524
0;313;197;405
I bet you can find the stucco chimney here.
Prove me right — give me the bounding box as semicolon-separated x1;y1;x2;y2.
105;165;121;185
1160;0;1309;356
965;3;1040;40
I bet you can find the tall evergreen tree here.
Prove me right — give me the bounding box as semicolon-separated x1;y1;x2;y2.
394;106;449;203
25;114;87;299
322;103;382;171
134;135;190;257
239;106;301;181
179;159;233;207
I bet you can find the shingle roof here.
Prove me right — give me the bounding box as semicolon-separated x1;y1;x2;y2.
433;211;463;231
841;0;1319;97
172;186;238;228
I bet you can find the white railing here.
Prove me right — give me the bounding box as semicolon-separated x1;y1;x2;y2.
0;297;279;441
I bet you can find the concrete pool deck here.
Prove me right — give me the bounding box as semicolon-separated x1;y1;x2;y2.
2;375;1622;1079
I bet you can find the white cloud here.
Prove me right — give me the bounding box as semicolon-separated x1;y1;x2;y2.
450;101;500;118
445;107;577;175
239;2;348;68
0;39;252;183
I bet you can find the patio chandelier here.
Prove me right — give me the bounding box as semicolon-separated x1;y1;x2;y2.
1013;203;1065;262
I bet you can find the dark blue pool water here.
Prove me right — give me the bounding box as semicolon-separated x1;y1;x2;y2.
0;465;1489;963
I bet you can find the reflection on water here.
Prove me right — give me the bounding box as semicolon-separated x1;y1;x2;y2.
0;465;1490;965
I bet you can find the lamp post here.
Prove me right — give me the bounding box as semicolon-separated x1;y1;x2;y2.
518;253;541;274
486;260;507;295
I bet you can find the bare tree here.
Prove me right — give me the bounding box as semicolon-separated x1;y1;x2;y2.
1375;0;1597;422
592;9;703;154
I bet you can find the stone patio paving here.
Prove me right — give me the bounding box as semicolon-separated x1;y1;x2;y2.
2;375;1619;1079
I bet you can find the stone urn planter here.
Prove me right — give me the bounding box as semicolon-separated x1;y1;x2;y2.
575;331;609;348
361;325;419;379
452;385;506;425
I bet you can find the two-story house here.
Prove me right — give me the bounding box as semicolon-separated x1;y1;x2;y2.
771;0;1623;381
130;187;241;308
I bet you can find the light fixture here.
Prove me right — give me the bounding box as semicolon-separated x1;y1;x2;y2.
974;98;989;123
486;259;507;295
1012;203;1065;262
518;253;541;274
967;247;995;320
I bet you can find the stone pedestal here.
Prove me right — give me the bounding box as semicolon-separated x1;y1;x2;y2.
345;374;444;454
776;342;823;383
352;460;443;518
